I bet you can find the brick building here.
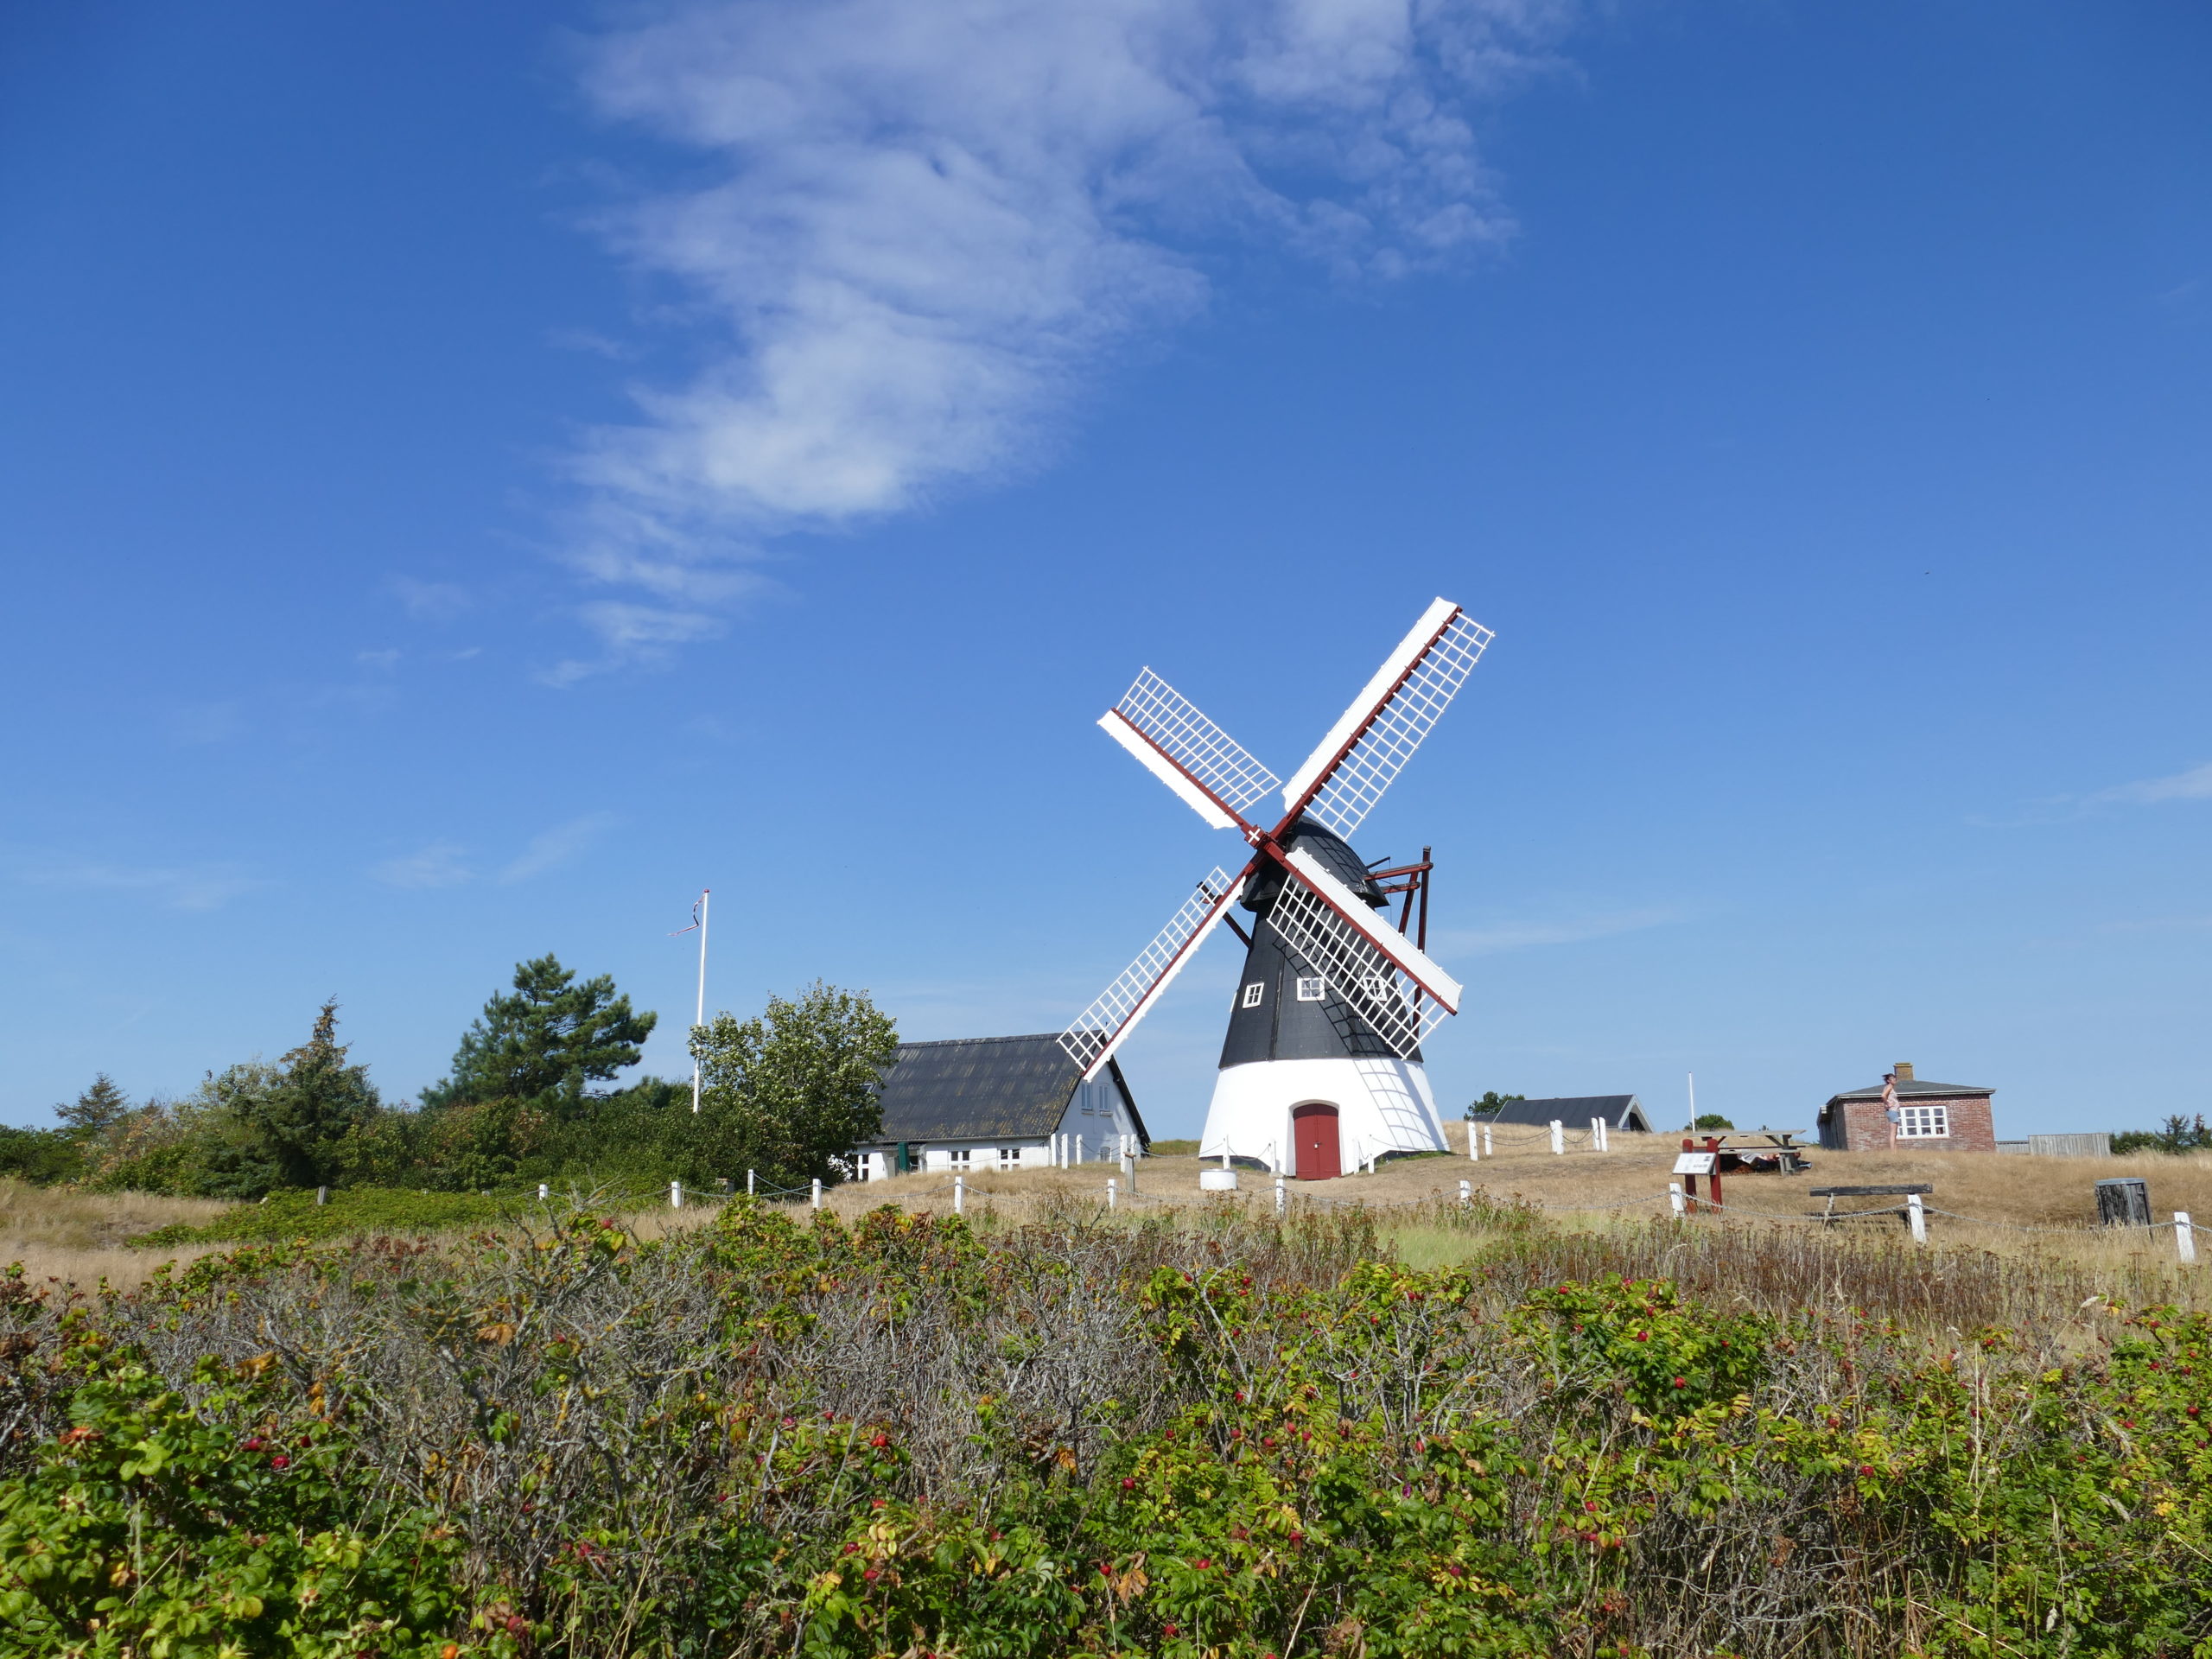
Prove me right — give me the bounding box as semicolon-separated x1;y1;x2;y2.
1818;1061;1996;1153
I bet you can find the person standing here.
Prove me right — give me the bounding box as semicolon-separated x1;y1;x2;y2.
1881;1071;1901;1150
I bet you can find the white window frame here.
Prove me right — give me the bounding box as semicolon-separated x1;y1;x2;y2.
1897;1103;1950;1139
1241;982;1264;1008
948;1147;974;1171
997;1147;1020;1171
1295;976;1326;1002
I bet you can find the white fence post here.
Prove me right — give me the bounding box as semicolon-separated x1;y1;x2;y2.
1482;1125;1493;1157
1274;1175;1287;1217
1669;1183;1686;1218
953;1175;965;1216
1467;1122;1479;1161
1107;1177;1118;1211
671;1180;683;1210
2177;1212;2197;1266
1549;1120;1564;1155
1458;1179;1471;1207
1076;1135;1084;1165
1907;1192;1927;1245
810;1178;822;1211
537;1182;550;1201
747;1169;755;1197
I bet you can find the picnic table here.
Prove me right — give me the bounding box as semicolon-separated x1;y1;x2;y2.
1713;1131;1813;1174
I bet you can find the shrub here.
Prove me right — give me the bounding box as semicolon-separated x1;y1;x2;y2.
0;1205;2206;1656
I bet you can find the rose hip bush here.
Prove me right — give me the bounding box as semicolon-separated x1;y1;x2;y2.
0;1204;2207;1656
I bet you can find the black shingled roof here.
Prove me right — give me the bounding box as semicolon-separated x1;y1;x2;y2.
1474;1094;1652;1130
868;1034;1147;1146
1827;1077;1992;1105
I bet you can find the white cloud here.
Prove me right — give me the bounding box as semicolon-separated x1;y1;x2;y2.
499;813;620;883
372;842;475;890
8;851;262;912
2092;760;2212;805
563;0;1572;627
1432;906;1681;957
389;577;472;624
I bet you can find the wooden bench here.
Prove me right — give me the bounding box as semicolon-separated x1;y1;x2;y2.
1808;1183;1932;1224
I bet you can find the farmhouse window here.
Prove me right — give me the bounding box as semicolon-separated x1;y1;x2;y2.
1897;1104;1950;1139
948;1148;973;1171
997;1147;1020;1171
1241;982;1264;1008
1295;976;1326;1002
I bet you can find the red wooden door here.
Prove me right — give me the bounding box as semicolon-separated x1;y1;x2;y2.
1292;1103;1341;1181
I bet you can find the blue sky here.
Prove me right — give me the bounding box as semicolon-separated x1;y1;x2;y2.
3;1;2208;1138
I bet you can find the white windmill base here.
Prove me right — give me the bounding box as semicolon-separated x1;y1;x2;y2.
1198;1057;1450;1177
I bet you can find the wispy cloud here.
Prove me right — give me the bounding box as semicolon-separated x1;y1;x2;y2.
388;577;472;624
372;842;475;890
7;850;263;912
562;0;1573;658
2090;760;2212;806
1432;906;1682;958
499;813;620;883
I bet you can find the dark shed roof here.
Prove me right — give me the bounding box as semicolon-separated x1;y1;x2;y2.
868;1035;1147;1146
1475;1094;1652;1131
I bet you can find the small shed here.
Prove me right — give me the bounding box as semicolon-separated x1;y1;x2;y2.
1473;1094;1654;1132
1818;1062;1996;1152
853;1034;1148;1180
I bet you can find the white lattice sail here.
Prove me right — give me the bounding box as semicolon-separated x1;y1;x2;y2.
1059;867;1243;1077
1102;670;1281;828
1283;601;1494;840
1267;876;1454;1059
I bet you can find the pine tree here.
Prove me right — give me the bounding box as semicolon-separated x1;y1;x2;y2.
425;955;658;1115
233;1001;382;1189
54;1073;131;1138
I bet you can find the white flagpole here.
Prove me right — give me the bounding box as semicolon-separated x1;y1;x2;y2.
691;889;710;1114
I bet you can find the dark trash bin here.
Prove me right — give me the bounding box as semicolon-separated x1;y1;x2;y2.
2095;1178;2152;1228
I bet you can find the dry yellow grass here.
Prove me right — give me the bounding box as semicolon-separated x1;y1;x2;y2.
1;1179;229;1291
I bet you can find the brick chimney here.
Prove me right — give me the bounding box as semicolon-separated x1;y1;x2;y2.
1893;1062;1915;1082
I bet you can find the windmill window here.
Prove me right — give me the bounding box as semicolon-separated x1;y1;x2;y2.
1897;1104;1950;1139
1240;982;1264;1008
1295;976;1326;1001
1358;972;1391;1001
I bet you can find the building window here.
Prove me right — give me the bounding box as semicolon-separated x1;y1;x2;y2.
1897;1104;1950;1139
948;1148;973;1171
1295;976;1325;1001
1358;971;1392;1001
997;1147;1020;1171
1241;982;1264;1008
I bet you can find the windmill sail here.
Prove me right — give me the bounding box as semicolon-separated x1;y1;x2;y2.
1100;669;1281;831
1280;599;1493;839
1059;866;1244;1077
1265;873;1454;1059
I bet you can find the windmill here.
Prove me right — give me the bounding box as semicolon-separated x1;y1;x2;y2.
1058;597;1492;1179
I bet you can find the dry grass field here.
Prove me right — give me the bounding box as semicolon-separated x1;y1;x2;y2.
0;1177;227;1290
10;1121;2207;1299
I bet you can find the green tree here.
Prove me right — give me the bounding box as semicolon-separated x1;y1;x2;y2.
227;1001;382;1191
425;954;657;1116
1693;1112;1734;1131
686;982;897;1190
54;1072;130;1138
1466;1091;1525;1118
